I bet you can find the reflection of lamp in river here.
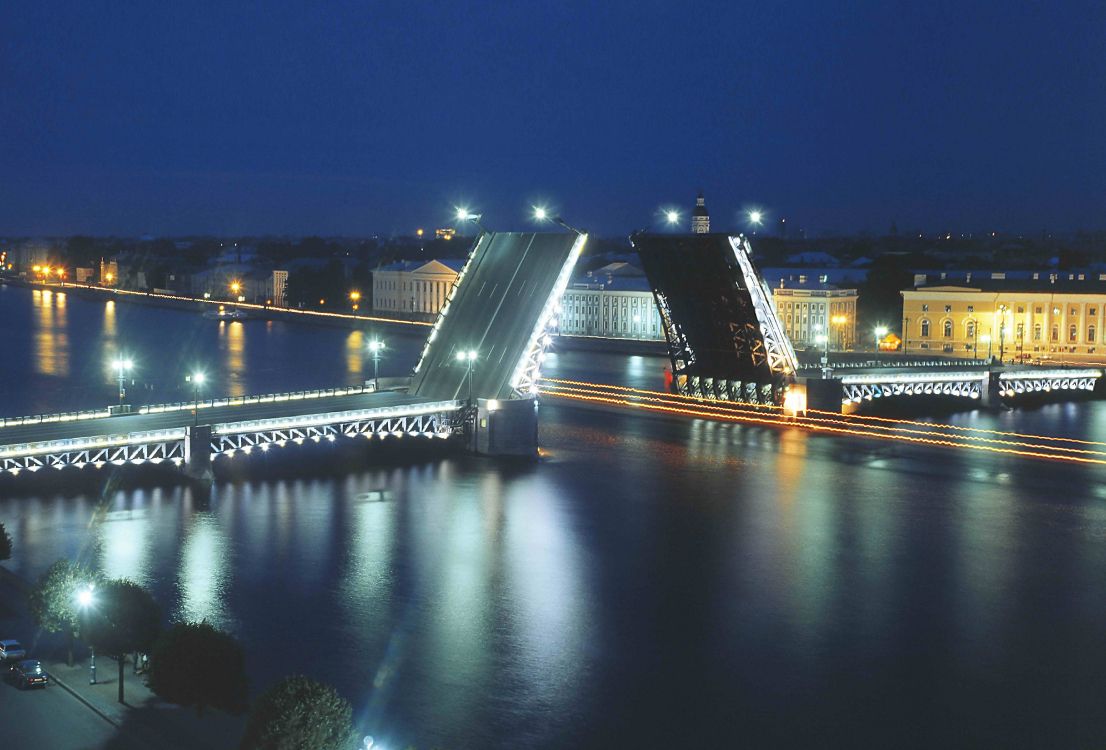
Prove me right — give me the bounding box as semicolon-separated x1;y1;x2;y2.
113;357;134;404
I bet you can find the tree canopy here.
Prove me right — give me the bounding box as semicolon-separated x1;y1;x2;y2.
148;621;248;716
29;559;102;635
239;676;356;750
83;578;161;703
0;522;11;561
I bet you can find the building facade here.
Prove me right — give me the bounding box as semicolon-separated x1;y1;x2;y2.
558;263;664;341
901;272;1106;362
772;280;858;350
372;259;465;315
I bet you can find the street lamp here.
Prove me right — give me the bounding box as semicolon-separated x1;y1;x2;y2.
531;205;583;234
76;586;96;684
455;349;477;401
367;340;385;390
664;210;680;227
350;291;361;311
186;371;205;426
113;357;134;404
980;333;992;360
455;207;488;234
997;304;1009;362
874;325;888;353
747;210;764;227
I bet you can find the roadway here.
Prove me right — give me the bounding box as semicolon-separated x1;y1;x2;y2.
411;231;584;401
0;391;429;448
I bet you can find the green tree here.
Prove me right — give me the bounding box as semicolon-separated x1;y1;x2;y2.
148;621;248;716
0;522;11;561
857;254;918;337
239;676;357;750
28;559;102;666
83;579;160;704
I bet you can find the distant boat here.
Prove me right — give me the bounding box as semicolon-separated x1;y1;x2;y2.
203;306;248;320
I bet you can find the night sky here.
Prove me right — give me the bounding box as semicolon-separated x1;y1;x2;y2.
2;1;1104;237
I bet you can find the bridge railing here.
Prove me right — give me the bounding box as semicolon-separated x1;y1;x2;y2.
139;385;375;416
0;385;377;429
0;408;113;429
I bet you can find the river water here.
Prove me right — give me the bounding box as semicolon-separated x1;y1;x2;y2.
3;284;1106;748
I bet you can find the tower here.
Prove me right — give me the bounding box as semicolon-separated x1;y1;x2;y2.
691;192;710;233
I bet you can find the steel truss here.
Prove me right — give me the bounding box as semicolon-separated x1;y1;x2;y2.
210;403;461;456
728;235;799;378
0;431;186;475
509;233;589;398
998;370;1100;399
841;372;986;404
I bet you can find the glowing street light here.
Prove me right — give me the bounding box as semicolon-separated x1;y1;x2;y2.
455;349;477;402
532;206;583;234
367;340;385;390
350;290;361;311
76;585;96;684
664;210;681;226
747;210;764;227
874;325;889;353
454;207;488;233
113;357;134;404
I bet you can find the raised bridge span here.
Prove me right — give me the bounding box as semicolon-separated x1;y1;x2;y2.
0;230;586;481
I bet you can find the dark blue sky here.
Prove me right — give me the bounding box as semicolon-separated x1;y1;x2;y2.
2;1;1104;237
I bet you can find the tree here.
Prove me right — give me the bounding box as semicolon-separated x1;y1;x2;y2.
83;579;160;704
148;621;248;716
239;676;357;750
28;559;102;666
857;253;918;336
0;522;11;561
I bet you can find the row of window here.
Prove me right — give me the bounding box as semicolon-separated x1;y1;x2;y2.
917;319;1097;343
919;303;1100;317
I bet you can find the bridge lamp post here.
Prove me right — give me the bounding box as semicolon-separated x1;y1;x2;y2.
980;334;992;360
831;314;849;350
114;357;134;404
368;340;385;390
455;207;488;234
456;349;477;402
186;372;206;426
350;290;361;312
874;325;888;354
532;205;583;235
76;586;96;684
997;304;1009;363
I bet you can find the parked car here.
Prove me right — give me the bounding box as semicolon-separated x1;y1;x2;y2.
0;640;26;662
8;660;48;689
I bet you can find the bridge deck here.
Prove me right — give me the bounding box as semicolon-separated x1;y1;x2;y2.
410;231;585;401
0;391;428;448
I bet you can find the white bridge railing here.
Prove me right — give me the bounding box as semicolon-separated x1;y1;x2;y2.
0;400;463;476
840;371;987;404
997;369;1101;398
0;385;377;429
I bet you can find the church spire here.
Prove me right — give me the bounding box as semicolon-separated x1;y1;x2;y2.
691;191;710;233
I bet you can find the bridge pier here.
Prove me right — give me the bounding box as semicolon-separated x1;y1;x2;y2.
183;425;214;484
981;371;1003;410
471;398;538;458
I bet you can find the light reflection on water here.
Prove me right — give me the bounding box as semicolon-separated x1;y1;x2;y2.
33;289;70;377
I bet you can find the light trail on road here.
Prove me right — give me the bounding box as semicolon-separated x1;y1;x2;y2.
538;379;1106;465
542;377;1106;447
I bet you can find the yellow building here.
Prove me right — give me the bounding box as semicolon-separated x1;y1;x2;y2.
901;272;1106;362
772;281;858;350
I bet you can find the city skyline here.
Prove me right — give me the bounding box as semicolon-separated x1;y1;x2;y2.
2;1;1104;237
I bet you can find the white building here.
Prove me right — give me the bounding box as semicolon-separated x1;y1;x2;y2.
270;269;289;307
558;263;664;341
372;259;465;315
772;277;859;350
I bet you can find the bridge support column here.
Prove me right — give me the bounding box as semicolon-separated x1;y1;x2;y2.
472;398;538;458
183;425;213;483
792;377;844;414
981;371;1002;410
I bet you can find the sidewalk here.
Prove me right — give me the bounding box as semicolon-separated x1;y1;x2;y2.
47;656;246;750
1;568;245;749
